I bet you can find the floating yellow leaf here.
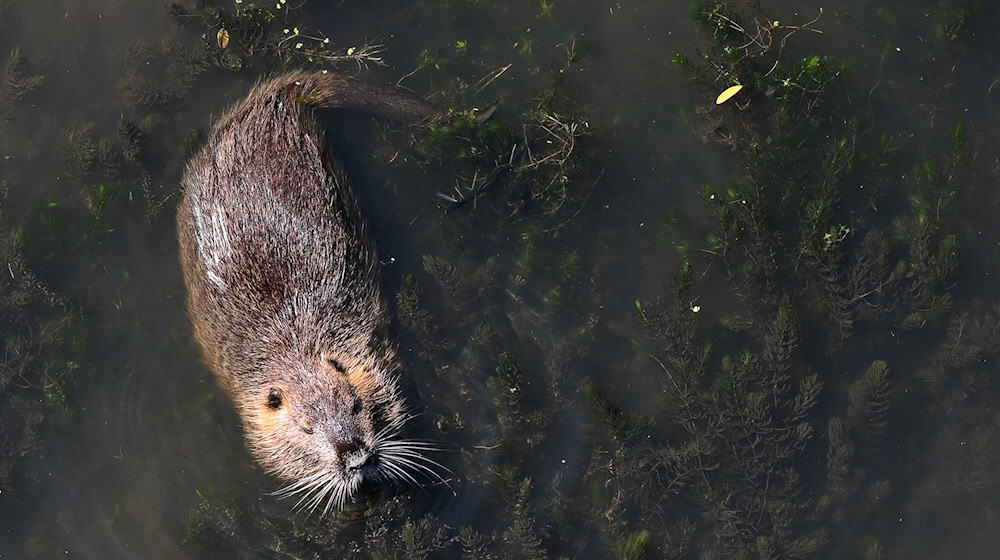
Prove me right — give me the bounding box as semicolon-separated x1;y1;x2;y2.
217;28;230;49
715;84;743;105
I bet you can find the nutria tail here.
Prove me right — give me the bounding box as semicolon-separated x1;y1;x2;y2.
212;71;434;133
297;72;435;123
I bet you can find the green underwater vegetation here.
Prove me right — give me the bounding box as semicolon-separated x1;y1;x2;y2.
0;184;86;498
3;0;1000;557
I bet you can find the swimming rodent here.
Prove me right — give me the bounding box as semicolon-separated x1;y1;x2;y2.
176;72;441;514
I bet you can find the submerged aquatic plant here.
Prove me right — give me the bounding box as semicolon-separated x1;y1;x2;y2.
119;39;208;108
396;275;456;358
847;360;891;443
62;122;98;175
164;1;389;74
117;117;145;164
0;184;83;497
2;47;44;104
422;94;596;229
580;1;990;557
402;36;600;234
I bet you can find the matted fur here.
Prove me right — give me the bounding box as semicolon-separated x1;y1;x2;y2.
177;73;443;514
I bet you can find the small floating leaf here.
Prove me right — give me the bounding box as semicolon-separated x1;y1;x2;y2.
217;29;230;49
716;84;744;105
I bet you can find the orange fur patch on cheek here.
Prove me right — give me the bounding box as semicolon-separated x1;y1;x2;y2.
243;388;293;436
321;349;382;395
255;407;282;433
348;368;378;395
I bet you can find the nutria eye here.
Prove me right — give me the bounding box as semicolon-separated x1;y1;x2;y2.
351;397;363;416
301;423;314;435
328;358;347;374
266;388;283;410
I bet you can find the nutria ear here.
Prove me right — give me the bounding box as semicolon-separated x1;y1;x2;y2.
267;387;283;409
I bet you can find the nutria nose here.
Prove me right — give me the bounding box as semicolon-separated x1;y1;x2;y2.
335;440;361;456
336;439;373;471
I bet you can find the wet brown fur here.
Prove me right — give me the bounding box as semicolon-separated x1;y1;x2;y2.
176;72;433;497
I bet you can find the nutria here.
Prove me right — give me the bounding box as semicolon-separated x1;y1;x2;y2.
176;72;442;514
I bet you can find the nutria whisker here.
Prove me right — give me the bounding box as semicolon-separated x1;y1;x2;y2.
379;447;452;470
291;487;322;514
372;411;419;443
385;458;452;494
379;449;454;493
380;449;452;477
378;464;404;486
378;456;422;488
378;440;447;452
270;471;326;499
324;484;343;516
291;475;334;512
322;477;356;516
382;455;454;494
299;474;351;517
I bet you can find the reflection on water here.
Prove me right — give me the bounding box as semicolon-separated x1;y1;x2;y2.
2;0;1000;558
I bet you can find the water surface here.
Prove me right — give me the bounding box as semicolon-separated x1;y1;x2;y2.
2;0;1000;558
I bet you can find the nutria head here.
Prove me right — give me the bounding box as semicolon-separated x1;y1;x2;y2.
233;339;435;514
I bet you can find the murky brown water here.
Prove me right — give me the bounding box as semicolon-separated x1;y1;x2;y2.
3;0;1000;558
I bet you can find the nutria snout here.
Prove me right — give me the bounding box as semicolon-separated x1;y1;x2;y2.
176;72;443;514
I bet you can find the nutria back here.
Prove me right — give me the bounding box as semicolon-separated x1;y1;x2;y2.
176;72;439;514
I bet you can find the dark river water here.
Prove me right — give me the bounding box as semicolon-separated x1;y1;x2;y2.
3;0;1000;558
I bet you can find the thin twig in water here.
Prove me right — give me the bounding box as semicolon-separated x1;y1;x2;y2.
396;58;429;90
473;63;512;94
